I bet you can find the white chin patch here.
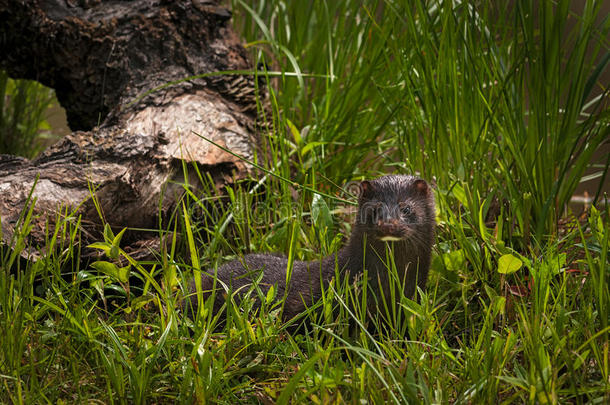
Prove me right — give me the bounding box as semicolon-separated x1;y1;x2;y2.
379;236;403;242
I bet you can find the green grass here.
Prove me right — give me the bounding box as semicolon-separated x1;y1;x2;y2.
0;71;59;158
1;0;609;403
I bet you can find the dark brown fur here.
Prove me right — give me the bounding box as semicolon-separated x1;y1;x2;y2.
187;175;435;322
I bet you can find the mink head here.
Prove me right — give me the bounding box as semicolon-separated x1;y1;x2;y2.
355;175;435;243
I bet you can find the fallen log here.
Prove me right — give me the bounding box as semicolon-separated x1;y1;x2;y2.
0;0;258;260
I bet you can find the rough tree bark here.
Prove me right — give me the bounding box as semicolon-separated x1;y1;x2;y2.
0;0;258;260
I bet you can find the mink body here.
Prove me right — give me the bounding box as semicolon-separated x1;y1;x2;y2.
188;175;435;322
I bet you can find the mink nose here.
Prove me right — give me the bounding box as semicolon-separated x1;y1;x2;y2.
377;215;400;226
377;223;405;239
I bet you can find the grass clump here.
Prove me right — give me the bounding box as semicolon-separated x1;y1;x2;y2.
0;71;59;158
1;0;609;403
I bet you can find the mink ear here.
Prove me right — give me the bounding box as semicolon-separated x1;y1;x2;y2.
359;180;374;199
413;179;429;195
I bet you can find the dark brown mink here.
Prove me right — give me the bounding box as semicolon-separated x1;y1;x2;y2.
186;175;436;324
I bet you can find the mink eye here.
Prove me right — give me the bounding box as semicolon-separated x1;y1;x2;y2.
401;204;412;217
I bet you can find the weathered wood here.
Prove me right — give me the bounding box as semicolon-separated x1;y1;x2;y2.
0;0;258;260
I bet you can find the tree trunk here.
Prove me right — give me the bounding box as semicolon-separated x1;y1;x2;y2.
0;0;258;260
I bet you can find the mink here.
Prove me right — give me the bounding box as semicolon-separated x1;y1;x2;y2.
186;175;435;324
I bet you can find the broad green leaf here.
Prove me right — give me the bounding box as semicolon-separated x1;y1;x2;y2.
103;223;114;241
266;284;276;305
91;261;120;278
312;194;333;230
164;264;178;289
442;250;465;271
91;261;130;283
116;265;131;283
451;183;468;206
87;242;111;256
112;227;127;247
498;254;523;274
286;118;301;144
109;245;119;260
